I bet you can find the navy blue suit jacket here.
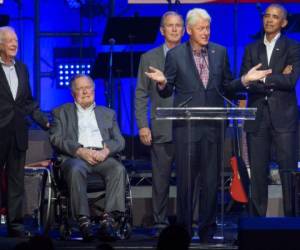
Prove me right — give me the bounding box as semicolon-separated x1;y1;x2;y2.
158;41;233;143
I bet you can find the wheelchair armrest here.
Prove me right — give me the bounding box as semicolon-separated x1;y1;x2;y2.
25;159;52;168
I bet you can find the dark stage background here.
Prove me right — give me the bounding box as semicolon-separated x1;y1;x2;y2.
1;0;300;137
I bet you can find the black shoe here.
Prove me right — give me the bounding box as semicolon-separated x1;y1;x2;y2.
7;229;31;238
97;213;117;242
152;223;168;237
78;216;94;242
80;223;94;242
198;226;215;244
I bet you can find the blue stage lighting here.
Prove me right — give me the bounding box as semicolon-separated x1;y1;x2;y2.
54;47;96;88
55;62;91;88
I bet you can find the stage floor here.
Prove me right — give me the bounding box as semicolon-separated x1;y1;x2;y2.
0;216;239;250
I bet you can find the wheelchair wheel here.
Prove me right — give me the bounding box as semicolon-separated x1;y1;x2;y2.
117;218;132;240
59;223;72;240
39;169;55;234
125;173;133;226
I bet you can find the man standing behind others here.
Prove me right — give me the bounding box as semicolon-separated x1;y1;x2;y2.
135;11;184;231
229;4;300;217
0;26;49;237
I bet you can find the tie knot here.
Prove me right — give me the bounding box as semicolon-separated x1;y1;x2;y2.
193;50;201;57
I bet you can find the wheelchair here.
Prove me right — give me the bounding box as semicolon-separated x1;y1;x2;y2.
32;158;133;240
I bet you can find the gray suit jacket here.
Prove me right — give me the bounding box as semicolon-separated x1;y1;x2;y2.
135;45;173;143
49;103;125;163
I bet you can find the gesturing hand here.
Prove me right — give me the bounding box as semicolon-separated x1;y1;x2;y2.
242;63;272;86
145;66;167;88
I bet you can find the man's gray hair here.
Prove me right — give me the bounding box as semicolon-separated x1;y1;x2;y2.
0;26;16;44
266;4;288;20
160;11;184;27
70;74;95;92
186;8;211;27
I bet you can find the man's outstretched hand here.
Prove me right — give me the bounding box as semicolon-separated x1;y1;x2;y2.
242;63;272;86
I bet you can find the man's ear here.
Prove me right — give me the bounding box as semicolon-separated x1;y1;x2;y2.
160;26;164;36
186;26;192;36
281;19;288;29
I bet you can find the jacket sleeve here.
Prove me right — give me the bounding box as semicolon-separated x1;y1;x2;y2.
135;53;150;129
265;41;300;91
49;108;82;157
21;64;49;130
102;110;125;156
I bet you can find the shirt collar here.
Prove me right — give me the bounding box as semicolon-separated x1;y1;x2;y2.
0;56;15;66
163;43;170;57
75;102;96;112
264;32;281;45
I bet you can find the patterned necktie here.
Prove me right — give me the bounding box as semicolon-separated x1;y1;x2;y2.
193;49;209;88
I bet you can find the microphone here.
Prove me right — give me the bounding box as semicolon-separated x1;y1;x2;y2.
108;38;115;45
200;47;237;107
178;96;193;107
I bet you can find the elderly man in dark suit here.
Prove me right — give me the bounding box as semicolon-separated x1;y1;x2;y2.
49;74;126;241
0;26;49;237
146;8;233;242
135;11;184;231
229;4;300;217
146;8;271;242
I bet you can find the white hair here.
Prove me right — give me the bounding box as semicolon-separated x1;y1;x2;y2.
0;26;16;44
186;8;211;27
70;74;95;92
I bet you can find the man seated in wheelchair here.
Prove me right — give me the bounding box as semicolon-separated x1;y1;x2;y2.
49;74;126;241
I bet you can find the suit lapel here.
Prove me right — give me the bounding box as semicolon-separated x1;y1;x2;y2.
187;42;203;89
269;36;285;69
258;41;268;69
156;46;165;69
14;62;23;100
71;103;79;141
94;107;106;137
207;43;216;88
0;64;14;99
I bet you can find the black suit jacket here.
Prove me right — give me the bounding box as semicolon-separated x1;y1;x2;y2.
231;35;300;133
0;60;48;151
158;41;233;143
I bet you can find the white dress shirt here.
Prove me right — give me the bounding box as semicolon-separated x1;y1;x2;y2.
0;57;18;100
264;32;281;65
76;102;103;148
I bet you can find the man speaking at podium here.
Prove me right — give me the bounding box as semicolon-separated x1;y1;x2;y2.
145;8;271;242
145;8;233;242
